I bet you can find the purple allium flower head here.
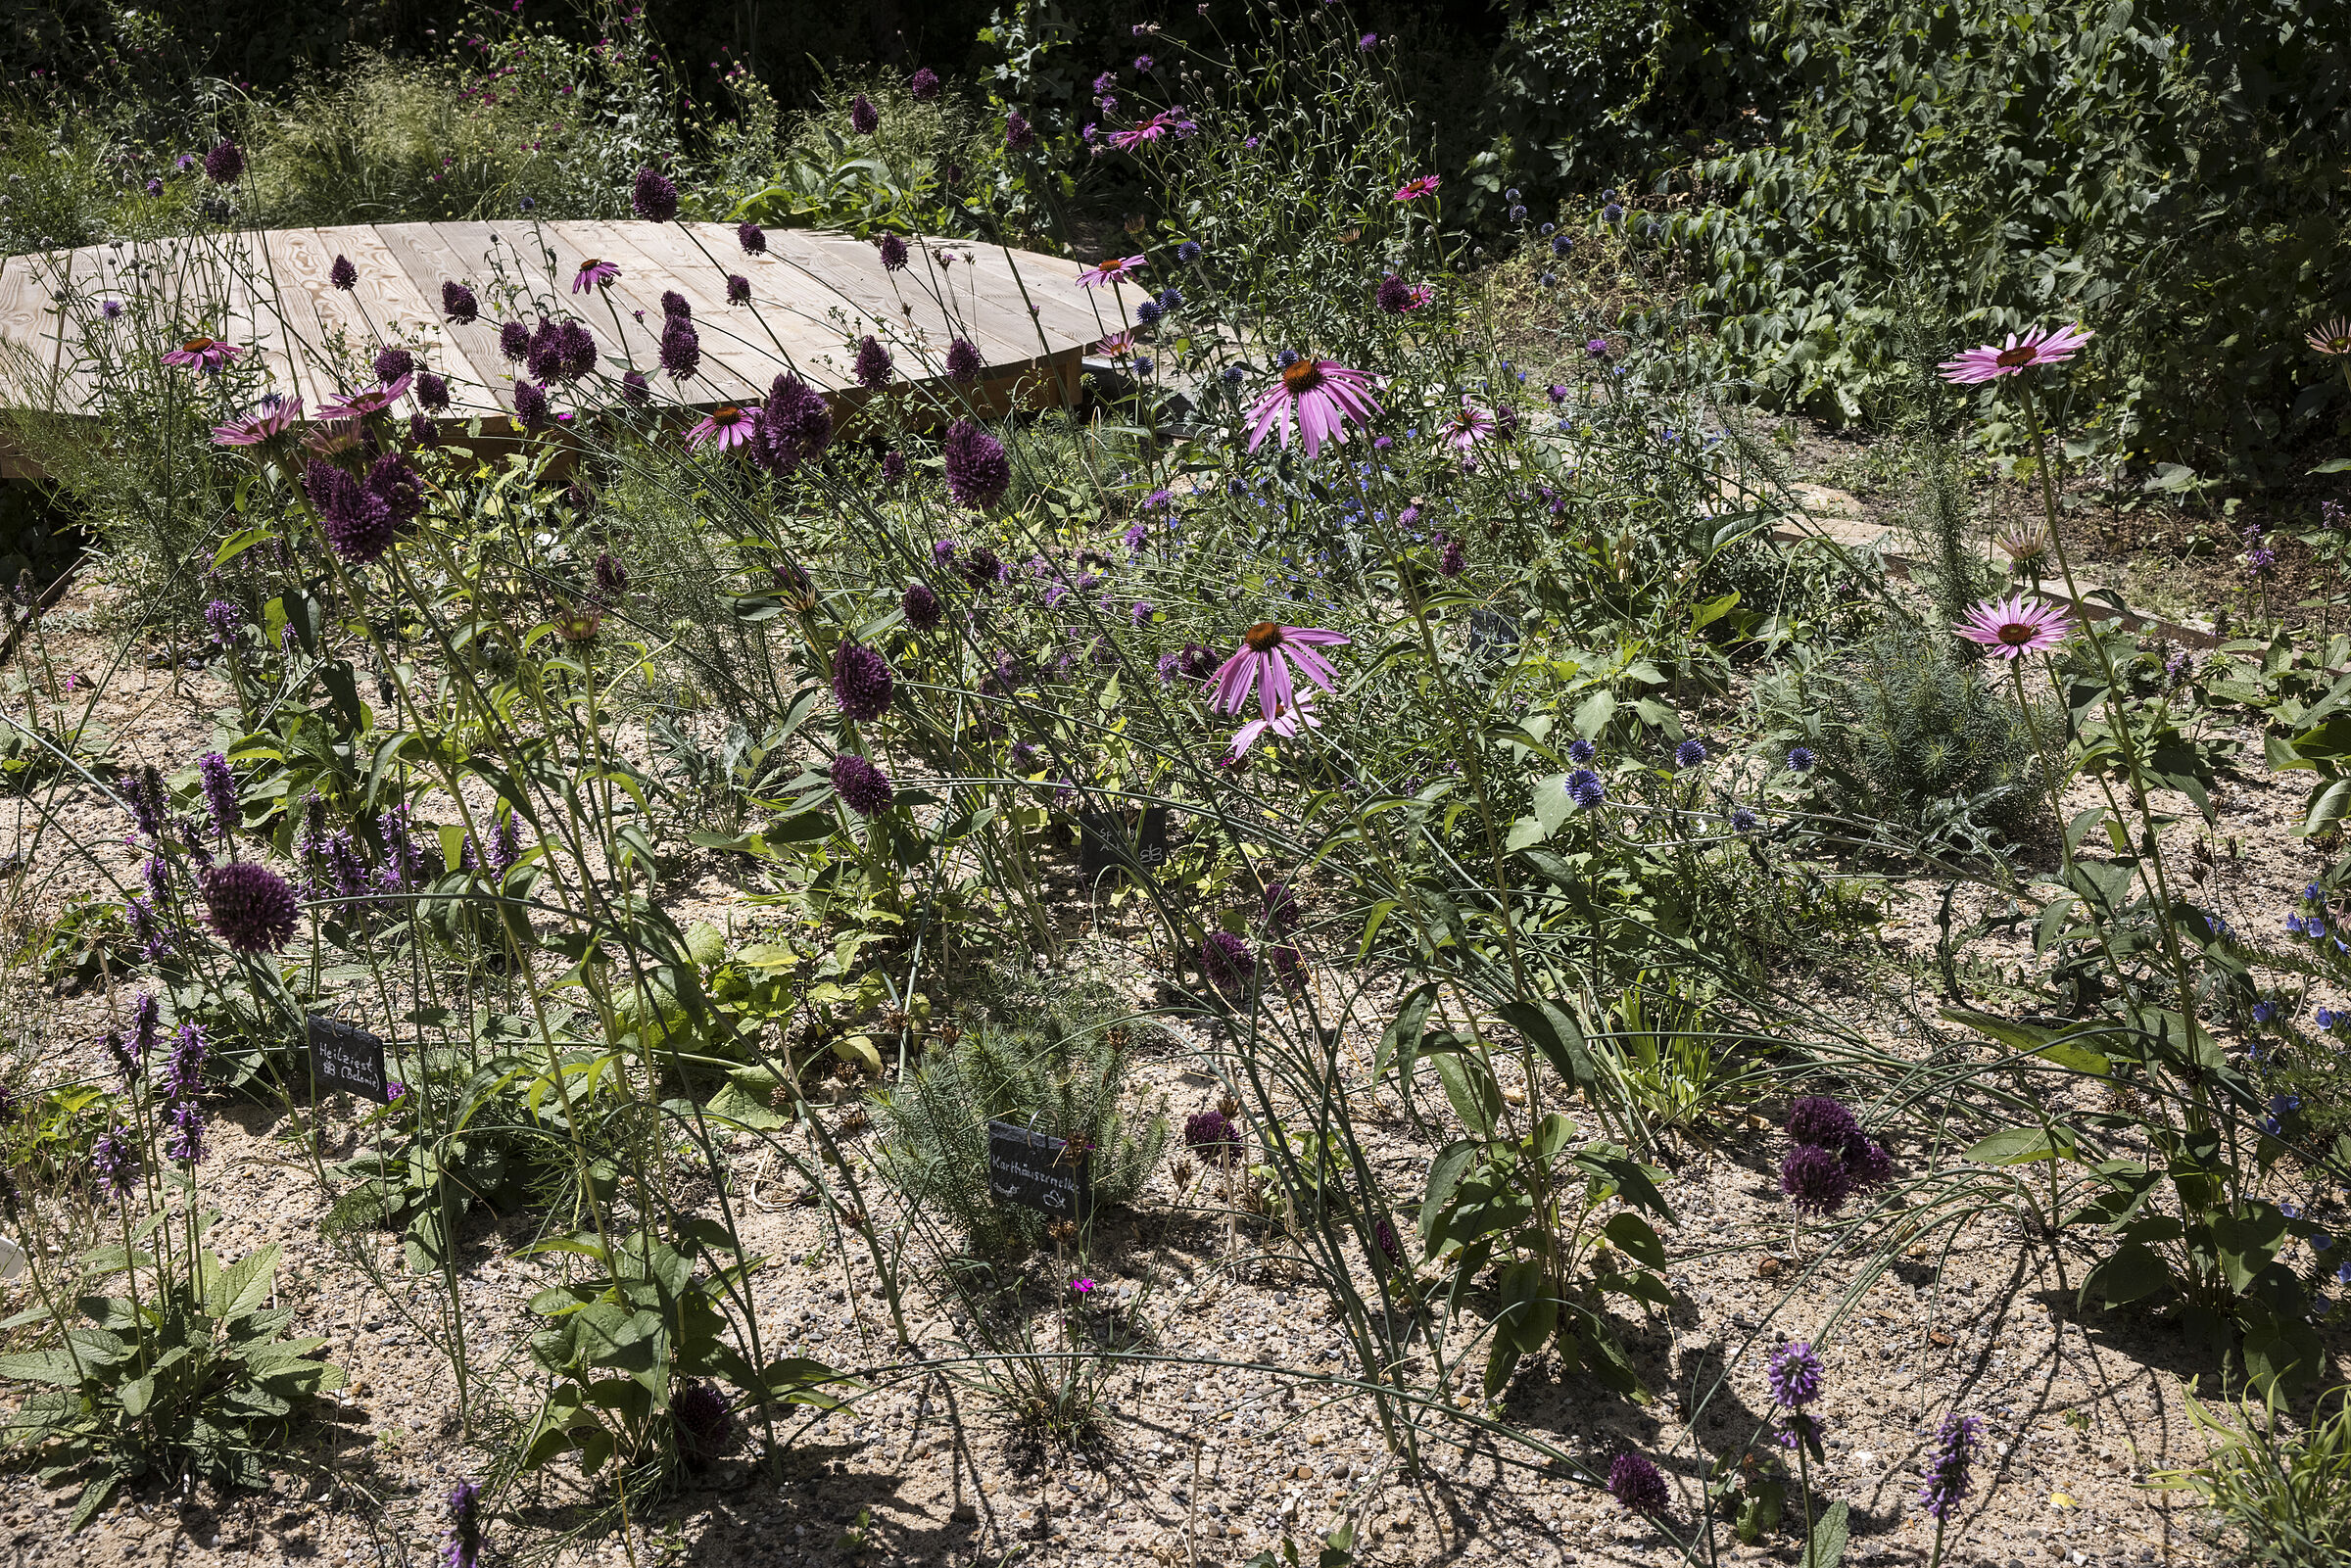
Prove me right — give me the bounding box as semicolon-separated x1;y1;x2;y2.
204;140;244;184
960;544;1003;588
442;1479;483;1568
659;316;700;382
1373;1215;1402;1260
201;860;300;954
593;552;628;600
442;281;478;322
737;220;766;254
372;347;415;387
1918;1413;1980;1521
876;234;908;271
1183;1108;1242;1162
1607;1451;1669;1514
661;290;691;320
329;255;358;291
1766;1341;1825;1407
727;273;751;305
1200;931;1255;998
205;597;245;643
1566;769;1607;810
1004;109;1034;150
620;369;650;406
909;66;941;101
831;753;894;817
831;641;895;722
1376;274;1415;314
945;337;982;384
670;1378;733;1465
849;93;880;135
525;320;564;383
1844;1134;1895;1189
880;448;906;482
1786;1096;1860;1149
498;320;531;361
942;418;1010;508
367;451;424;523
91;1124;139;1197
755;373;834;473
556;319;598;377
415;371;451;411
902;580;942;631
632;166;679;222
853;335;892;389
305;460;399;564
1780;1144;1850;1214
198;752;238;840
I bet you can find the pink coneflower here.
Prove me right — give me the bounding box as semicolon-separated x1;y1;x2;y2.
1246;356;1383;458
163;335;241;372
1096;331;1137;358
1076;255;1148;289
572;259;619;293
315;374;414;422
1212;622;1348;722
1955;594;2074;659
1438;399;1496;460
1393;175;1440;203
1937;323;2093;384
1109;109;1197;151
2309;318;2351;356
211;395;302;447
1227;689;1322;759
688;403;759;452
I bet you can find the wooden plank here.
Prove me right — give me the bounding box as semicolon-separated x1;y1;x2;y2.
366;222;518;415
560;220;792;403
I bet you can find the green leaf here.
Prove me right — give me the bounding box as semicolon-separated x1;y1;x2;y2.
1432;1054;1502;1138
1810;1499;1850;1568
1942;1008;2110;1075
1373;984;1438;1078
206;1245;280;1322
65;1472;120;1534
2212;1208;2289;1295
1963;1126;2081;1165
2079;1243;2175;1308
1496;997;1597;1093
1604;1212;1668;1271
1493;1259;1559;1354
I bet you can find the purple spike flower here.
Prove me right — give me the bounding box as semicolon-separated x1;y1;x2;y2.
198;752;238;840
91;1125;140;1197
1607;1452;1668;1514
442;1479;483;1568
165;1101;208;1165
1917;1413;1981;1521
831;753;894;817
831;641;895;722
942;418;1009;508
1766;1341;1824;1407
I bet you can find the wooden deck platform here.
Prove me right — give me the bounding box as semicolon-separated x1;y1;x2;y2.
0;221;1139;471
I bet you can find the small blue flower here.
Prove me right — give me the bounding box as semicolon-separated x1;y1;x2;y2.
2335;1259;2351;1286
1157;287;1183;311
2321;1007;2341;1029
1788;745;1816;774
2253;1001;2277;1023
1567;739;1596;765
1276;348;1302;367
1732;808;1758;834
1134;299;1163;325
1552;232;1573;256
1565;769;1607;811
1223;364;1245;386
1176;241;1202;263
1675;738;1707;769
2307;883;2326;902
2316;1232;2335;1252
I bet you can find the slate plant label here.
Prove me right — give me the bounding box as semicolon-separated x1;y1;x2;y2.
986;1119;1091;1219
308;1015;392;1102
1079;805;1170;876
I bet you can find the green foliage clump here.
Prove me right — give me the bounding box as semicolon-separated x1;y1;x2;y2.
1775;624;2049;850
2164;1391;2351;1568
878;998;1166;1259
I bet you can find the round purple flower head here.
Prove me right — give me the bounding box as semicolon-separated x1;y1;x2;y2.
757;373;834;473
659;316;700;382
201;860;300;954
727;273;751;306
853;335;893;390
442;1479;483;1568
1846;1135;1895;1190
909;67;941;102
1375;274;1415;314
831;641;895;722
670;1378;733;1465
556;319;598;378
329;255;358;291
661;290;691;320
1766;1341;1824;1407
945;337;982;384
1918;1413;1981;1521
442;281;478;323
372;347;414;387
203;140;244;184
498;320;531;362
510;378;551;432
632;166;679;222
1785;1096;1860;1149
738;221;766;255
877;234;909;271
942;418;1010;509
1436;535;1466;577
415;371;451;412
849;93;880;135
1674;738;1707;768
831;753;894;817
1005;109;1034;151
1607;1452;1669;1514
304;460;398;564
1780;1144;1850;1215
902;580;942;632
1565;769;1606;810
1200;931;1255;998
1183;1108;1242;1164
880;448;906;482
620;369;650;406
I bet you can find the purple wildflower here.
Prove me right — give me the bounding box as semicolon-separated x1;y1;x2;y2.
442;1479;483;1568
91;1125;139;1197
498;320;531;361
738;221;766;254
511;378;550;431
1766;1341;1824;1407
165;1101;208;1165
727;273;751;305
632;166;679;222
854;335;892;389
831;641;895;722
1785;1097;1860;1149
876;234;908;271
1200;931;1255;998
1918;1413;1981;1522
909;67;941;102
203;140;244;184
442;281;478;322
1182;1109;1242;1163
831;753;894;817
1607;1452;1668;1515
201;861;300;954
946;337;982;384
942;419;1010;508
902;581;942;631
1780;1144;1850;1215
849;93;880;134
198;753;238;840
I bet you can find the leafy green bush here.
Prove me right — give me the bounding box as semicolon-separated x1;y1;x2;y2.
878;997;1166;1259
1770;623;2051;852
1660;0;2351;477
2164;1390;2351;1568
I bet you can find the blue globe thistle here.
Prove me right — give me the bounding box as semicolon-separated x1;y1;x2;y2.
1176;241;1202;263
201;860;300;954
1133;298;1163;325
1565;769;1606;811
1551;232;1573;256
1766;1342;1825;1407
1567;738;1596;765
1607;1452;1668;1515
1674;738;1707;768
830;641;895;722
1732;807;1758;834
1157;287;1183;311
1787;745;1816;773
831;753;894;817
1222;364;1245;385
